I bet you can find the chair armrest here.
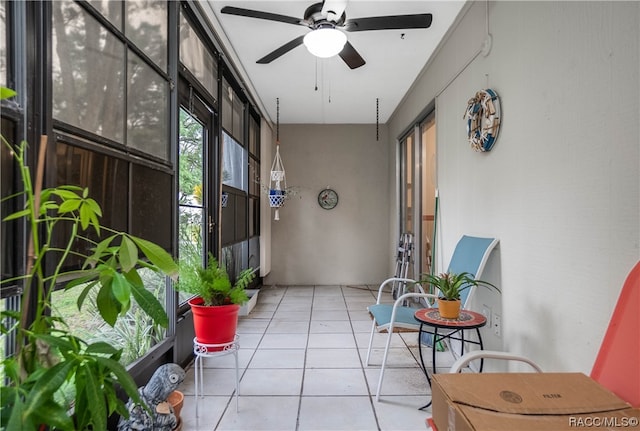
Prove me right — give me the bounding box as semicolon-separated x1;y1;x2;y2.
449;350;543;373
375;277;420;304
386;292;439;333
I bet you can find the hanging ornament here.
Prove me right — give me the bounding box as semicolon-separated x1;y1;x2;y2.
268;98;287;220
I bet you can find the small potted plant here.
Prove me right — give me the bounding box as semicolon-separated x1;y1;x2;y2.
175;254;254;350
420;272;499;319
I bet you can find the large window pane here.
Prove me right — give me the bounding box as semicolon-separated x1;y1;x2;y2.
420;114;436;276
0;0;7;86
52;1;125;143
179;10;217;99
130;163;172;252
222;79;233;133
222;132;246;190
127;49;169;159
178;108;205;304
126;0;167;70
1;118;17;288
51;267;166;366
54;142;129;272
86;0;123;31
249;115;259;158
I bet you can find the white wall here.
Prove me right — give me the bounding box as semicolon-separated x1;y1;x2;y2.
388;1;640;374
264;124;391;285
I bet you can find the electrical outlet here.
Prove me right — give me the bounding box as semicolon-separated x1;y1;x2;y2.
493;313;501;337
481;305;492;324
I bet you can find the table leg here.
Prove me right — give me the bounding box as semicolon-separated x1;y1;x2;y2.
417;323;432;410
432;327;438;375
477;328;484;372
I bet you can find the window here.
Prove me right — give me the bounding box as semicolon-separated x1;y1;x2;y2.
178;107;207;305
52;1;126;143
179;8;217;100
399;110;437;279
0;0;8;86
125;0;168;71
127;49;169;159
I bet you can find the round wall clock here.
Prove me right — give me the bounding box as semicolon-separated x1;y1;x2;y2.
318;188;338;210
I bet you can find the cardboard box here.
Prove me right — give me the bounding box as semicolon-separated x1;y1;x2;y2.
432;373;640;431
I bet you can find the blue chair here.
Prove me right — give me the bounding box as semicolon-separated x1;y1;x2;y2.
366;235;499;401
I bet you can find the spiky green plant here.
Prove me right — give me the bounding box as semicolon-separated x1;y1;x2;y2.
420;271;499;301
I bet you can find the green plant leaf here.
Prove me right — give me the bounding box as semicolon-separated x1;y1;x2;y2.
2;208;31;221
81;363;107;431
23;360;74;415
0;87;17;100
79;200;93;231
30;400;75;430
119;236;138;272
111;271;132;309
76;279;99;311
84;197;102;217
57;198;81;214
3;397;32;431
53;189;82;200
85;235;117;268
96;282;119;327
85;341;120;355
127;271;169;328
93;356;144;406
32;333;75;353
130;236;179;280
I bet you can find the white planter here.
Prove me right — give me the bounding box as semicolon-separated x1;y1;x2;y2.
239;289;260;316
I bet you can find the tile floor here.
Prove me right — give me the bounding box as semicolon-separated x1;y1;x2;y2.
177;285;455;431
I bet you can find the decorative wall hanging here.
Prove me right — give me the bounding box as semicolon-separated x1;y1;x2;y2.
317;188;338;210
463;88;501;152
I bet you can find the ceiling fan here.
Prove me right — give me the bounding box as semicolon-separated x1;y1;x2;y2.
220;1;433;69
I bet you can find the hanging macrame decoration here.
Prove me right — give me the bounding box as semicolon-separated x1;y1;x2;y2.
268;98;287;220
463;88;501;152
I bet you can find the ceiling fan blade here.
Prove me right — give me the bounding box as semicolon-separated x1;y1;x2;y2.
221;6;305;27
257;35;306;64
339;41;365;69
344;13;432;32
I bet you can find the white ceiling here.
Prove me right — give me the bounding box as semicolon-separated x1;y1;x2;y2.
202;1;465;124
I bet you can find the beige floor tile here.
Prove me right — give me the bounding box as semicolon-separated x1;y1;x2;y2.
305;348;362;368
216;396;300;430
249;348;306;368
302;368;369;396
298;396;378;431
240;368;303;395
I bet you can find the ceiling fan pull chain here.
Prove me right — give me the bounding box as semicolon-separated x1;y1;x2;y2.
376;98;379;141
276;97;280;143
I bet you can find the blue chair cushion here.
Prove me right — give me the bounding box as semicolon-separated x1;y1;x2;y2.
368;304;420;329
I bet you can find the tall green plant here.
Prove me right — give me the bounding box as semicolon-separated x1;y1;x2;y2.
0;87;179;430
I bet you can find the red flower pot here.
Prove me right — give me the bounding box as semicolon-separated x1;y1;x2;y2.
188;297;239;351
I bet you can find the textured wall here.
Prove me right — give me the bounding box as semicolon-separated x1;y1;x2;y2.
388;1;640;374
264;123;390;285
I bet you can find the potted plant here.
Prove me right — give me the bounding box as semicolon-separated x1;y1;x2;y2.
175;254;254;351
0;88;179;430
420;272;499;319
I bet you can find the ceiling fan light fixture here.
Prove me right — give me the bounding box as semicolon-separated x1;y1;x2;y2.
303;28;347;58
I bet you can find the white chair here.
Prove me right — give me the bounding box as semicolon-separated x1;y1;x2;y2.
366;235;499;401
